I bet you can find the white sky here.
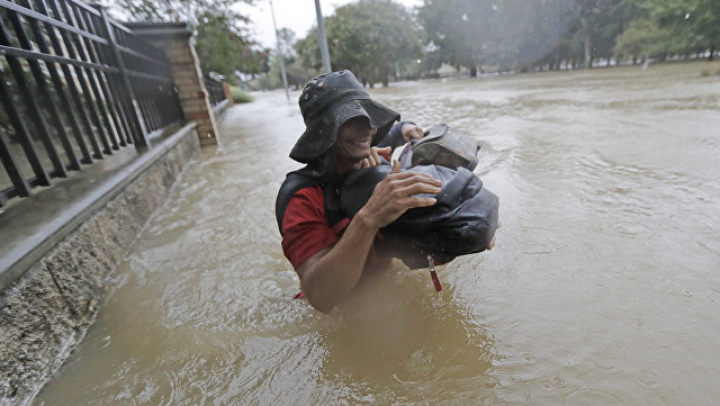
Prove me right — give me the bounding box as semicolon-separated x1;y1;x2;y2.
237;0;423;48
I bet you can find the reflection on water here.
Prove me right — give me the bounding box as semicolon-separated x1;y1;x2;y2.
34;62;720;405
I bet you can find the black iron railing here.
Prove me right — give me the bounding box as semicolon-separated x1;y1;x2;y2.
0;0;185;207
204;77;226;107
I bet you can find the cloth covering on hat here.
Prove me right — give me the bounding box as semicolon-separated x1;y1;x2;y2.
290;70;400;163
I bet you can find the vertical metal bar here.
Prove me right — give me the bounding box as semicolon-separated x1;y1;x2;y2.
0;13;67;178
125;36;157;133
49;0;104;159
0;127;32;198
79;9;121;149
81;10;129;147
314;0;332;73
89;15;135;145
269;0;290;102
59;0;112;155
9;0;82;170
171;82;185;123
28;0;93;164
125;47;154;132
0;70;51;186
103;26;135;145
144;79;161;131
90;13;139;146
94;7;148;149
69;5;115;153
34;0;96;163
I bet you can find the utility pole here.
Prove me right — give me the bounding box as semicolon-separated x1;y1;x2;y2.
314;0;332;73
269;0;290;102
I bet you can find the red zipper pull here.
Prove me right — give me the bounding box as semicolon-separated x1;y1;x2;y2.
427;255;442;292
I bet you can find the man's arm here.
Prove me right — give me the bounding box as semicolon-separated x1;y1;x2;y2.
296;160;442;313
377;121;423;149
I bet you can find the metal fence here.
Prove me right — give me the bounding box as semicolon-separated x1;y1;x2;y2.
204;77;226;107
0;0;185;207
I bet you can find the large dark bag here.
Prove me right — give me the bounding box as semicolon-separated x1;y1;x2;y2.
338;164;499;263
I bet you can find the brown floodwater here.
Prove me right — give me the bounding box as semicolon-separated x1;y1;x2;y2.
33;62;720;405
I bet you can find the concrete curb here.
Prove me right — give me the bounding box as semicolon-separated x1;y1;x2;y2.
0;123;200;406
0;122;198;291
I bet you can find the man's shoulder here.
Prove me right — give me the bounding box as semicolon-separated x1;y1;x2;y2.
289;184;323;202
278;172;324;202
275;172;325;233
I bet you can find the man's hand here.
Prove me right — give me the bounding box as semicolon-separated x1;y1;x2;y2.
360;146;391;168
401;123;424;142
357;160;441;228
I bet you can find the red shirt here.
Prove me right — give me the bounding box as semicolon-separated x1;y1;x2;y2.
281;186;350;268
281;186;392;273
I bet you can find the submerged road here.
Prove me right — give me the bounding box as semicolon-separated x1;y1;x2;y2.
35;61;720;405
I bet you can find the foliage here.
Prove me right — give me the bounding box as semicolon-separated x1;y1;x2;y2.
111;0;260;77
262;54;320;90
612;19;664;57
230;86;253;103
412;0;718;73
419;0;496;75
418;0;584;73
194;10;253;79
639;0;720;59
296;0;424;87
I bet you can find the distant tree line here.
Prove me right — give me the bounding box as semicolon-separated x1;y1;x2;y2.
110;0;718;88
285;0;719;87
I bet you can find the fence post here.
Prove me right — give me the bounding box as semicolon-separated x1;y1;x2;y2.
92;5;149;149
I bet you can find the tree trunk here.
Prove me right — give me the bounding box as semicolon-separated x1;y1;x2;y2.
382;66;389;87
632;54;637;65
709;46;715;61
469;65;477;77
581;17;592;69
555;51;560;71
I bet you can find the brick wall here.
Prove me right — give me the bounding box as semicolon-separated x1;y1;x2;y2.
126;23;221;146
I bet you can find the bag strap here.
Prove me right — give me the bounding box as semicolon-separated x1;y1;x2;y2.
275;171;345;235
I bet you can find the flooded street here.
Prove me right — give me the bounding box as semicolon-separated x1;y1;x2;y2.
34;62;720;405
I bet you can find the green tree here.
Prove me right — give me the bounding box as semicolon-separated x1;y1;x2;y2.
194;10;253;79
564;0;626;68
111;0;257;78
612;19;665;63
639;0;720;60
418;0;495;76
296;0;424;87
418;0;574;74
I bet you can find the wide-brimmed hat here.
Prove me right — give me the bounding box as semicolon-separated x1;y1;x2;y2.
290;70;400;163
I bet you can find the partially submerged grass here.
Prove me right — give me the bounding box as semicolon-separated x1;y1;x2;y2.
230;86;253;104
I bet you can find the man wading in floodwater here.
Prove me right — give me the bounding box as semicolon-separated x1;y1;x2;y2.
275;70;495;313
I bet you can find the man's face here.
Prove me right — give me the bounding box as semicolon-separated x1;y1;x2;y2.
333;116;377;162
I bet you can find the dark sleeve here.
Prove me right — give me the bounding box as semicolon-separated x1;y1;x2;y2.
376;121;415;150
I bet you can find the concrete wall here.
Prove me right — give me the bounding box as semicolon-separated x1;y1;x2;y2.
0;125;199;406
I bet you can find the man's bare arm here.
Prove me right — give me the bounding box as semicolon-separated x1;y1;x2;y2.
296;161;442;313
